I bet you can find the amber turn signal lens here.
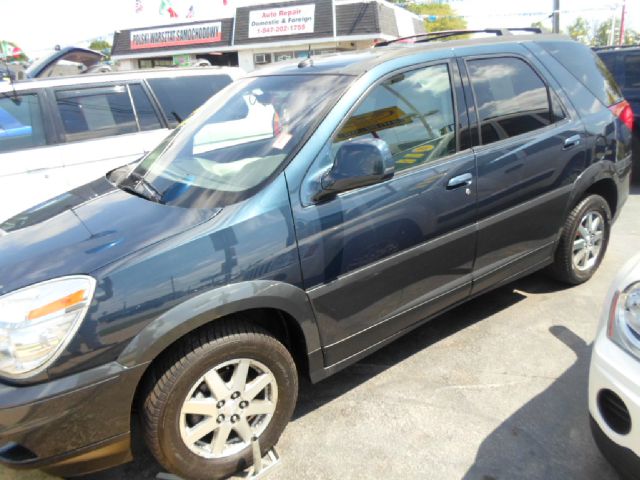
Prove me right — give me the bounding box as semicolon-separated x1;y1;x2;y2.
27;290;86;321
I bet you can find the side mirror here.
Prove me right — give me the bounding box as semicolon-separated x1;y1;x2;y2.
318;138;394;200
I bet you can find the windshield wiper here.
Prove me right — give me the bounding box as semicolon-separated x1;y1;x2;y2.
119;172;163;203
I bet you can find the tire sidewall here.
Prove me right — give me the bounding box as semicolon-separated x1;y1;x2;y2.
154;336;297;480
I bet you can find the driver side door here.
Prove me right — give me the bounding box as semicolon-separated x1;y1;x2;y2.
289;62;478;367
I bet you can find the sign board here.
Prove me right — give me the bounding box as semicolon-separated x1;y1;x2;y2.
248;4;316;38
130;22;222;50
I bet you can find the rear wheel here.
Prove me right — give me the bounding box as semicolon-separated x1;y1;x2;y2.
549;194;611;285
141;321;298;480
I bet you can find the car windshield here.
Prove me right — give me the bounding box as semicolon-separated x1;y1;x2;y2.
124;74;352;208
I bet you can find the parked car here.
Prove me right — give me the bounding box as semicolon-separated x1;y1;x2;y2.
0;66;243;221
0;30;632;480
595;45;639;182
590;253;640;479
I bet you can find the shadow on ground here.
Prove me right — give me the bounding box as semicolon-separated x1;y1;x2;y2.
462;325;618;480
81;274;611;479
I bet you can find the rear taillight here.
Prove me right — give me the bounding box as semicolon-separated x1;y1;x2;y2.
609;100;634;132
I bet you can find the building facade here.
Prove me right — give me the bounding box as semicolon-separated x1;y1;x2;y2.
111;0;425;71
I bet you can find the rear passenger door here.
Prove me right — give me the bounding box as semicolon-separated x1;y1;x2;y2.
291;62;477;366
461;54;587;293
51;82;169;190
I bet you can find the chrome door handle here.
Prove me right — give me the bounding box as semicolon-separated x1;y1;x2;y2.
563;134;581;150
447;173;473;190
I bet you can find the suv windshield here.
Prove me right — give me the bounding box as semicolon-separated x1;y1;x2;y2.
124;74;352;208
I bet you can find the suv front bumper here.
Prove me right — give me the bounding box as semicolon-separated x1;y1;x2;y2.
0;362;146;477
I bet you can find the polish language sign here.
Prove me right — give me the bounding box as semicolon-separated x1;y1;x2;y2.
130;22;223;50
248;4;316;38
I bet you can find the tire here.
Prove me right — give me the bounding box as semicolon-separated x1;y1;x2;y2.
141;320;298;480
549;194;611;285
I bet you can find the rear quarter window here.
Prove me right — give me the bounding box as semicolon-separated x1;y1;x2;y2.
538;41;623;106
147;74;232;127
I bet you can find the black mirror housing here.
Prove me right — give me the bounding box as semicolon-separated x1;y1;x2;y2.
320;138;394;198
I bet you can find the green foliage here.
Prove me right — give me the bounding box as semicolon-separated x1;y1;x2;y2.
89;39;112;59
530;20;551;33
567;17;590;44
406;3;467;33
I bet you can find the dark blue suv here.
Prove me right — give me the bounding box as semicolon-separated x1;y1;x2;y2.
0;31;633;480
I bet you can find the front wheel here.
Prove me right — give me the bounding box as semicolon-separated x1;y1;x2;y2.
549;194;611;285
141;321;298;480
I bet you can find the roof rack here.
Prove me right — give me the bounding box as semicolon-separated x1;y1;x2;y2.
592;44;640;51
375;27;543;47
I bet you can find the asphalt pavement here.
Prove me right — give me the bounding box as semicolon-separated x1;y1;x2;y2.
4;186;639;480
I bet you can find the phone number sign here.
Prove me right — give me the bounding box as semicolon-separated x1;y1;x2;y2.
249;4;315;38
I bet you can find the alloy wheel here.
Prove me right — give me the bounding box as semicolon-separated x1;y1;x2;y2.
572;211;605;272
179;358;278;459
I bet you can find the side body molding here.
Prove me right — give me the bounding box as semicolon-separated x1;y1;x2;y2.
117;280;323;377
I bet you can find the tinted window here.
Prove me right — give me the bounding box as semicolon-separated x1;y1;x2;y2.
539;41;623;106
467;57;553;145
147;75;232;127
334;64;456;172
625;54;640;88
56;85;137;141
0;94;46;153
599;52;617;79
129;84;162;131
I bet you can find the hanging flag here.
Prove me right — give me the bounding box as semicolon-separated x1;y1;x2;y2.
186;5;194;18
135;0;143;13
159;0;179;18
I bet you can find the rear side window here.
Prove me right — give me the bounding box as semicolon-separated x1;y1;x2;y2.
538;41;623;106
56;85;137;141
147;75;233;127
467;57;557;145
129;84;162;131
0;94;46;153
334;64;456;172
625;54;640;88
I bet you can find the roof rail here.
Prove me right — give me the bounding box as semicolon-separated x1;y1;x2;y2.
375;27;543;47
592;44;640;51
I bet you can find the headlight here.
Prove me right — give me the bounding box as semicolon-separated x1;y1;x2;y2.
0;276;96;379
608;281;640;359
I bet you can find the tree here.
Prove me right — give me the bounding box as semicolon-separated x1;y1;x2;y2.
567;17;591;45
89;39;112;58
406;2;467;33
530;20;551;33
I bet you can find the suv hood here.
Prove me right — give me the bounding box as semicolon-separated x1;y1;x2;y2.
0;177;219;296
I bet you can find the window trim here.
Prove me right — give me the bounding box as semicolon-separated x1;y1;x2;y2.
326;59;463;179
462;53;570;149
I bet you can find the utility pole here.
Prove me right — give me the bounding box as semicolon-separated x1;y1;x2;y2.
552;0;560;33
609;5;617;46
619;0;626;45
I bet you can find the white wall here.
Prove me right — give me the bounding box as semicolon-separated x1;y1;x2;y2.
238;50;256;72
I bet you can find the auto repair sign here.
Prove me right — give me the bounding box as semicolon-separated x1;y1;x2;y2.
130;22;223;49
249;4;315;38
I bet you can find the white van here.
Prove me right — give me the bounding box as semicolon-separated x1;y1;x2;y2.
0;67;242;221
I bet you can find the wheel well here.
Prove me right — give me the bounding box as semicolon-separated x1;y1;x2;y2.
130;308;310;417
583;179;618;218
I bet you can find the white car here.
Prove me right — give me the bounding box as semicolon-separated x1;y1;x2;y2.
0;67;243;222
589;253;640;479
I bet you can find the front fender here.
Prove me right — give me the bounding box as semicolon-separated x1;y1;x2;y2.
117;280;322;370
